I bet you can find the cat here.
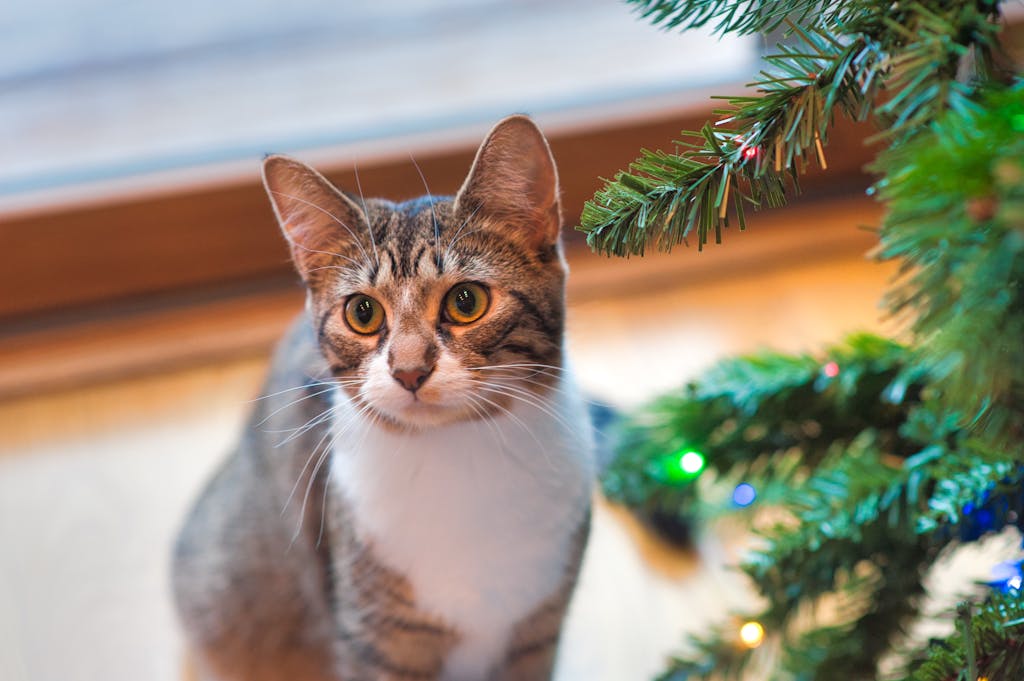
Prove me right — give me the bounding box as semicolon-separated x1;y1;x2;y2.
172;115;596;681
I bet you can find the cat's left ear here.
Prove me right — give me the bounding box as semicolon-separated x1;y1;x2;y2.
261;154;369;283
454;115;561;251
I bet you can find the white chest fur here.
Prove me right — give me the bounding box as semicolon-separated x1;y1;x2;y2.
328;379;595;680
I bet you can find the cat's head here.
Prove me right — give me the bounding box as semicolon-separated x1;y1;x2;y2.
262;115;567;430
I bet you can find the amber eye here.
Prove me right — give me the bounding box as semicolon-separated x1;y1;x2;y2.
443;282;490;324
344;294;385;334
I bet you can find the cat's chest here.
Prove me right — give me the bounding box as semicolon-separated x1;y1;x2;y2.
328;392;593;679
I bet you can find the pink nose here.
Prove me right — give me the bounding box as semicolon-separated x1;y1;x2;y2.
392;366;433;392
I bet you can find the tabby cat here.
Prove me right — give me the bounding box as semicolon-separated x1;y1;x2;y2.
172;115;596;681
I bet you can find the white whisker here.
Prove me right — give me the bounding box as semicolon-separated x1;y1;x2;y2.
510;374;569;396
468;362;567;378
261;379;360;438
469;368;568;396
269;401;339;443
409;154;442;269
469;391;555;475
281;402;345;516
290;400;374;547
247;376;335;403
352;162;381;268
292;243;364;270
464;393;509;449
316;402;377;546
305;263;361;276
282;426;336;550
255;385;338;428
443;203;484;264
475;381;577;435
292;446;332;548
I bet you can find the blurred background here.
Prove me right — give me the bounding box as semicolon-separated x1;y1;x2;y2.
0;1;899;680
2;0;756;199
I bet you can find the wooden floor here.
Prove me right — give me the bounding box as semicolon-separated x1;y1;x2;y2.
0;197;900;681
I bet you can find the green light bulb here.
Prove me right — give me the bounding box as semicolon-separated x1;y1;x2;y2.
656;448;706;484
679;450;705;475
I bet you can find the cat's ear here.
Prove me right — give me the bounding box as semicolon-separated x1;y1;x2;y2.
262;155;368;280
454;115;561;250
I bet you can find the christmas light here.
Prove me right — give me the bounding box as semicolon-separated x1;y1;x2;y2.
988;560;1024;592
733;483;757;507
679;450;706;475
739;620;765;648
732;135;759;161
658;448;706;484
823;361;840;378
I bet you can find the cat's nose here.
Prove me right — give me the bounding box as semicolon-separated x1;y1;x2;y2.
392;366;434;393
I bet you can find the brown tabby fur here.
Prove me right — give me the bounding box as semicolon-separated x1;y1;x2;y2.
172;116;592;681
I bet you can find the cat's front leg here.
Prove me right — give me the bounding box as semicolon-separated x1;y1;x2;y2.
492;597;568;681
493;636;561;681
493;512;591;681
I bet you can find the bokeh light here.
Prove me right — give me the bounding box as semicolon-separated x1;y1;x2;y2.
739;620;765;648
733;483;757;507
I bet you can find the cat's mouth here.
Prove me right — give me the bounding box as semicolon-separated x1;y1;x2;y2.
361;391;475;430
351;370;515;430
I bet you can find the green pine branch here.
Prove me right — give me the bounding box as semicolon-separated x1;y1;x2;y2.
625;0;861;36
775;554;927;681
581;25;880;256
580;1;1006;257
869;1;1003;141
649;421;1024;678
591;3;1022;679
657;622;759;680
874;83;1024;456
733;400;1023;614
602;334;1024;678
742;436;923;615
602;334;915;520
668;588;1024;681
660;557;929;681
893;593;1024;681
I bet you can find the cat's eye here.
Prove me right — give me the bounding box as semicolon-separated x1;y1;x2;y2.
344;294;385;334
443;282;490;324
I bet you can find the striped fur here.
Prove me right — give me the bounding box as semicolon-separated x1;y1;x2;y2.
172;116;594;680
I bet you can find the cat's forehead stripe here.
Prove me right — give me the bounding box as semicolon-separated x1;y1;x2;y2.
362;202;451;282
372;245;438;285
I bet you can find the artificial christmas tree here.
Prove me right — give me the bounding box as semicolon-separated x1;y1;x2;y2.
584;1;1024;678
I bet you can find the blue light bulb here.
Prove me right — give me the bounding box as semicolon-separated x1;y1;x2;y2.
733;483;757;507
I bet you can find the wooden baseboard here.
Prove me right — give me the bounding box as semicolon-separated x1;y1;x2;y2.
0;284;302;400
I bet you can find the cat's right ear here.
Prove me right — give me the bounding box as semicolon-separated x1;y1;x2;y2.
453;115;562;252
261;155;368;281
